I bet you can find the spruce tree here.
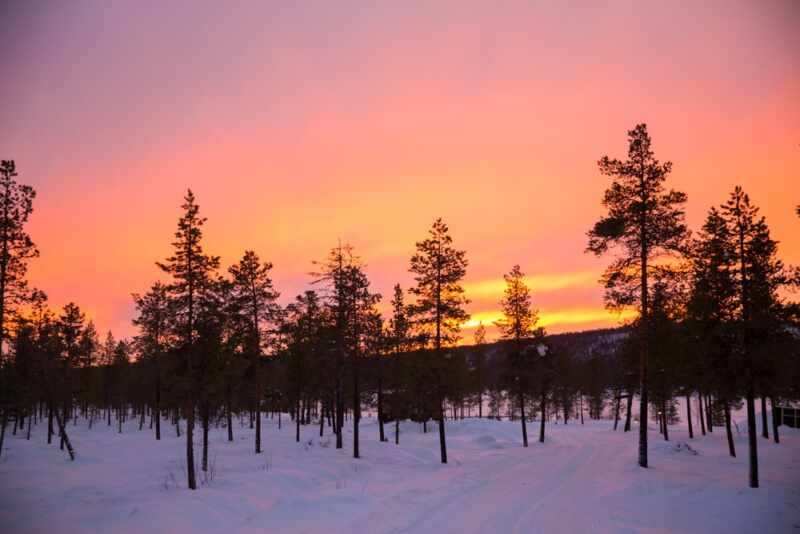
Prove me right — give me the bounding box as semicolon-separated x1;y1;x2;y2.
494;265;542;447
133;282;171;440
156;190;220;490
228;250;280;454
721;187;785;488
388;284;410;444
409;218;470;464
586;124;688;468
687;208;739;456
0;161;38;365
473;323;487;418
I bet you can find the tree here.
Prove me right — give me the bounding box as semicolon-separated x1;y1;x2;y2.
387;284;411;444
0;161;38;365
409;218;470;464
228;250;280;454
721;187;785;488
494;265;541;447
473;323;487;418
687;208;739;456
133;281;172;440
586;124;688;468
156;190;220;490
283;291;325;443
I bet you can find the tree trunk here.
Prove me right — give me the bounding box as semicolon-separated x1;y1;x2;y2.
395;417;400;445
698;393;706;436
53;410;75;461
438;390;447;463
201;402;209;472
662;399;669;441
48;404;54;444
186;400;196;490
706;394;713;432
724;400;735;457
613;391;621;431
746;388;759;488
155;377;161;440
226;385;233;443
0;409;7;457
770;397;779;444
539;392;546;443
353;358;360;459
377;376;385;442
686;394;693;439
255;395;262;454
623;392;632;432
335;379;343;449
519;386;528;447
295;397;301;443
760;397;769;440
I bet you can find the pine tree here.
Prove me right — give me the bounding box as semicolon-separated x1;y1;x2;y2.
409;218;470;464
228;250;280;454
721;187;785;488
133;282;171;440
388;284;410;444
473;323;487;418
586;124;688;468
0;161;38;365
494;265;542;447
156;190;220;490
687;208;739;456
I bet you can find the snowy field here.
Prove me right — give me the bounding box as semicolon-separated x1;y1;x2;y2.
1;411;798;534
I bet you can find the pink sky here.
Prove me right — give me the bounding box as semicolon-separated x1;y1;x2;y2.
1;0;798;341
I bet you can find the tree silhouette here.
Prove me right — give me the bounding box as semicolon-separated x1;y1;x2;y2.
409;218;469;463
0;161;38;364
228;250;280;454
586;124;688;468
157;190;220;490
495;265;542;447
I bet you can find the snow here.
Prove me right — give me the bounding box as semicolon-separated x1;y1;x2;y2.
1;412;798;534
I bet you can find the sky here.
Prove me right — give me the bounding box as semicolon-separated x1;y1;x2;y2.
1;0;798;342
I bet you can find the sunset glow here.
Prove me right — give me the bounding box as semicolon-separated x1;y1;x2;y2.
2;1;798;341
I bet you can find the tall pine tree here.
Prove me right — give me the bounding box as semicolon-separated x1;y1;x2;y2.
228;250;280;454
494;265;541;447
409;218;469;464
587;124;688;468
156;190;220;490
0;161;38;364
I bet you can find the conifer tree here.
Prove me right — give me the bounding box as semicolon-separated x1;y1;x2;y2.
687;208;738;456
494;265;541;447
228;250;280;454
586;124;688;468
721;187;785;488
473;323;487;418
409;218;469;464
156;190;220;490
0;161;38;364
388;284;410;444
133;282;171;440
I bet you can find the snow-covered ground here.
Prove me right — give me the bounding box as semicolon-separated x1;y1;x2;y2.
1;411;798;534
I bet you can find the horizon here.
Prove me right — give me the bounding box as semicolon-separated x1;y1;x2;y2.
2;0;798;341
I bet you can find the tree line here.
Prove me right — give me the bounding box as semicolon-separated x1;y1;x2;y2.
0;126;798;491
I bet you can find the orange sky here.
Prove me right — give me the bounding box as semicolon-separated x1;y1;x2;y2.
2;1;798;341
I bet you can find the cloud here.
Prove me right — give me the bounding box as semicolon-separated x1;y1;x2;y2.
463;270;598;299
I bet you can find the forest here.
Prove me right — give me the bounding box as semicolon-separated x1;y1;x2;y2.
1;124;798;496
